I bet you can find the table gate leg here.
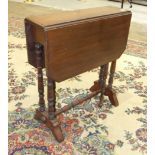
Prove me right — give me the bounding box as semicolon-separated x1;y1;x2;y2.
108;61;116;89
90;60;119;107
107;60;119;106
34;43;64;142
98;64;109;107
35;43;45;112
47;78;64;142
48;78;56;120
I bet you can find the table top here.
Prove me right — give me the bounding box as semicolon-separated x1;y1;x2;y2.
25;6;131;82
26;6;130;28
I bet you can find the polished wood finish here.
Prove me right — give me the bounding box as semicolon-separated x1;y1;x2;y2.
25;6;130;28
55;90;100;116
35;43;45;112
90;81;119;107
108;60;118;106
98;64;109;107
46;14;131;82
108;61;116;89
105;88;119;107
34;90;100;142
34;109;64;142
25;6;131;142
47;78;56;120
25;22;45;68
25;6;131;82
90;61;119;107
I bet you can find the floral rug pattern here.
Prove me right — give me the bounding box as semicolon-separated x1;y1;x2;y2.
9;16;147;155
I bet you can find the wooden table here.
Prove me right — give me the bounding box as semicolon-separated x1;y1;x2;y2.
25;6;131;142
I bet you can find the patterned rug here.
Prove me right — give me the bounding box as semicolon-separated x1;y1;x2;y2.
8;16;147;155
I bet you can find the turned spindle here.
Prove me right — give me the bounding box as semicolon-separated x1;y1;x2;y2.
108;60;116;89
47;78;56;120
35;43;45;112
98;64;109;107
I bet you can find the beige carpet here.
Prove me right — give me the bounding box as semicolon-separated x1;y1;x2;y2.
8;1;147;155
8;35;147;155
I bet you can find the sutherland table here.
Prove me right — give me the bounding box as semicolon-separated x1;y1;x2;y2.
25;6;131;142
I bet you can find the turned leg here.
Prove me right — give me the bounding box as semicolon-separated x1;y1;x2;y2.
107;60;119;106
47;78;56;120
34;43;64;142
35;42;45;112
47;77;64;142
98;64;109;107
89;60;119;107
108;61;116;89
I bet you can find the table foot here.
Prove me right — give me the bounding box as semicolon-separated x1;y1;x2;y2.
34;109;64;142
90;80;100;92
104;87;119;107
89;80;119;107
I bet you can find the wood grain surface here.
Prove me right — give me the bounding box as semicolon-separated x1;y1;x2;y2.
25;6;131;82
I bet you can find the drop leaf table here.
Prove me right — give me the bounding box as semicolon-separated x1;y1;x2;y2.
24;6;131;142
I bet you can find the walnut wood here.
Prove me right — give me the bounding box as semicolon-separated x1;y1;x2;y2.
90;80;101;92
34;109;64;142
47;78;56;120
26;6;130;27
35;43;45;112
89;80;119;106
25;7;131;82
108;60;116;89
34;90;99;142
46;14;131;82
98;64;109;107
25;21;45;68
104;88;119;107
25;7;131;142
55;90;100;116
27;6;130;29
